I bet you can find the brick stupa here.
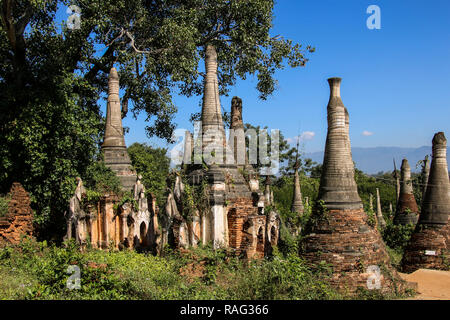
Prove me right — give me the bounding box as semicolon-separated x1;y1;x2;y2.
300;77;404;294
402;132;450;272
0;183;34;245
101;67;136;191
394;159;419;226
291;155;304;215
176;45;272;256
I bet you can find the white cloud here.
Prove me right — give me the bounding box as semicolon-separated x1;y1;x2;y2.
300;131;315;141
287;131;315;144
362;130;374;136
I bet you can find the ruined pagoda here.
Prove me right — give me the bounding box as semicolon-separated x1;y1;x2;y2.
101;67;136;191
291;141;304;215
376;188;387;229
201;45;226;152
164;44;278;257
291;164;304;214
421;155;431;203
301;77;404;294
402;132;450;272
394;159;419;226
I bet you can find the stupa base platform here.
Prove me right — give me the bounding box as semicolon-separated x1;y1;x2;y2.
402;223;450;273
301;208;406;295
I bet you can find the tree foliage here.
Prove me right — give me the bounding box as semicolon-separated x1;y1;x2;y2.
127;143;170;206
83;160;122;196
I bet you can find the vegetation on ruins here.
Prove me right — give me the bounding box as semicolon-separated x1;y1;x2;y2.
0;195;10;217
0;237;343;300
1;237;416;300
84;160;122;196
180;174;209;222
382;222;415;252
269;158;418;274
0;0;313;239
114;191;139;213
127;143;170;207
2;1;440;301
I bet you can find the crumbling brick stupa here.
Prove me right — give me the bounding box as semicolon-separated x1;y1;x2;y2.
0;183;34;245
300;77;405;294
402;132;450;272
394;159;419;226
64;68;159;252
291;158;304;216
161;45;280;258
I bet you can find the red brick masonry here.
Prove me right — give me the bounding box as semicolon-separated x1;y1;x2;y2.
402;222;449;273
302;208;406;294
0;183;34;244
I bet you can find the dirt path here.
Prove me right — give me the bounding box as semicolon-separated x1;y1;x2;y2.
399;269;450;300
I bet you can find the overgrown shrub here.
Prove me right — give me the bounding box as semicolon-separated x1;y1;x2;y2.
84;160;121;195
0;195;10;217
225;253;341;300
0;239;344;300
382;222;415;251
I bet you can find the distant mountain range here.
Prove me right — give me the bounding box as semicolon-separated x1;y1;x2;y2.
305;146;449;174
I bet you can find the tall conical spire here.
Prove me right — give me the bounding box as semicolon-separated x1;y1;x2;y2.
291;138;304;214
201;45;225;149
376;188;386;229
229;96;247;166
393;159;400;205
183;130;193;165
394;159;419;225
318;77;362;210
103;67;126;148
101;67;136;191
301;77;403;294
419;132;450;225
402;132;450;272
264;175;272;206
291;167;304;214
291;166;305;214
421;155;431;203
369;193;374;212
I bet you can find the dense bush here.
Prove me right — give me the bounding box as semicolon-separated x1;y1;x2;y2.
382;222;415;251
127;143;170;207
0;239;343;300
84;160;122;196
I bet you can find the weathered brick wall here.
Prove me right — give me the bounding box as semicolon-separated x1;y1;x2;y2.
302;208;406;294
226;197;259;256
402;222;449;272
0;183;34;245
395;193;419;225
227;210;245;249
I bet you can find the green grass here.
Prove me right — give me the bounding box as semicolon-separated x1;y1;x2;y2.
386;246;404;270
0;238;410;300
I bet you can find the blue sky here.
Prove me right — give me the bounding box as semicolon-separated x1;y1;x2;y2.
60;1;450;154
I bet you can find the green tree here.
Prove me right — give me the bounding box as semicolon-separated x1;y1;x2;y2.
127;143;170;207
0;72;103;238
0;0;313;238
83;160;121;195
355;168;397;222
